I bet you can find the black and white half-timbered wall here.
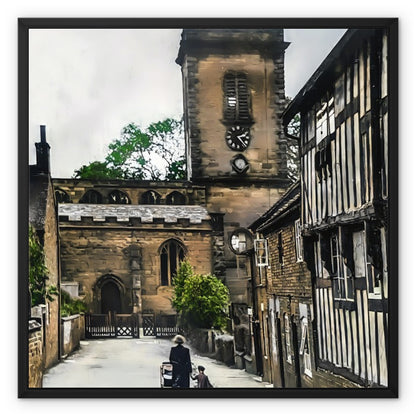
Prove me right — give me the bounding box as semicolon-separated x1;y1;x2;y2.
282;28;390;387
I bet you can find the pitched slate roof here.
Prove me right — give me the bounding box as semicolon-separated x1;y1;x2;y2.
29;168;50;230
58;204;211;224
282;29;377;124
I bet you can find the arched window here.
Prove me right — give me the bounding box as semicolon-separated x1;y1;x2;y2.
55;188;71;203
166;191;186;205
140;190;161;205
79;190;103;204
160;239;186;286
109;190;130;204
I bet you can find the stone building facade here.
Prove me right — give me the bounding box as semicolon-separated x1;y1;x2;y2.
40;30;292;363
29;126;61;385
53;179;219;323
176;29;290;358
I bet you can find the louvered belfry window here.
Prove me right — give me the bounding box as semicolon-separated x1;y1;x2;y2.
223;72;252;123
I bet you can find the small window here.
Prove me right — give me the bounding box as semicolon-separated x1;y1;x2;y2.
254;238;269;267
299;317;312;377
294;220;304;262
79;190;102;204
284;314;292;364
328;97;335;134
109;190;130;204
166;191;186;205
315;99;328;145
141;190;161;205
331;230;353;301
278;232;284;265
364;226;383;299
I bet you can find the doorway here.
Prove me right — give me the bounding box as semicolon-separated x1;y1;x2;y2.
101;281;122;314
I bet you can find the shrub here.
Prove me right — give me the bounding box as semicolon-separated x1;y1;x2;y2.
60;290;88;317
172;260;230;330
29;225;58;306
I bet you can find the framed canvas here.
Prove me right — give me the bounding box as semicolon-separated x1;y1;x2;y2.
18;17;398;399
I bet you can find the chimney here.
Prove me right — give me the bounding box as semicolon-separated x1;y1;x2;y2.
35;125;50;174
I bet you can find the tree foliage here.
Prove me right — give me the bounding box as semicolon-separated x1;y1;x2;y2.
60;290;88;317
29;225;58;307
172;260;230;330
74;118;186;181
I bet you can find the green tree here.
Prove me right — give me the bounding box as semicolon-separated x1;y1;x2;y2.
172;260;230;330
29;225;58;307
74;118;186;181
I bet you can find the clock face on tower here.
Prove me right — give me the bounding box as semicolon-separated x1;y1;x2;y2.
225;126;250;151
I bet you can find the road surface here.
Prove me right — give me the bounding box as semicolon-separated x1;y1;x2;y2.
42;337;273;388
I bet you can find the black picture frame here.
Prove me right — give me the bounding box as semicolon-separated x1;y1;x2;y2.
18;17;398;399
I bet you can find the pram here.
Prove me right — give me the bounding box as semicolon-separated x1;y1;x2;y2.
160;361;198;388
160;361;173;388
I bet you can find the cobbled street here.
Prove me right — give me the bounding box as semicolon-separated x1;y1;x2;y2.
42;337;273;388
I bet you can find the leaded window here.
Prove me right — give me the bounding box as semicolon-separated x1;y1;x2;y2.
160;240;186;286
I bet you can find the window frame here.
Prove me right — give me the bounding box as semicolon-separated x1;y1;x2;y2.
284;313;293;364
294;219;304;262
254;238;269;267
331;229;354;301
159;239;186;286
299;316;313;378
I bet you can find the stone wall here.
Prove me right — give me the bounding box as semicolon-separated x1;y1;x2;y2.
61;314;84;357
28;321;43;388
59;224;214;316
258;211;360;388
43;179;60;370
186;328;235;368
53;179;207;206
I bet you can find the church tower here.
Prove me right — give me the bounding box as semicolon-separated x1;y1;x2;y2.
176;29;290;300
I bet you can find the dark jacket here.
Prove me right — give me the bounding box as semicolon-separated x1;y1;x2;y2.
191;373;213;388
169;344;192;388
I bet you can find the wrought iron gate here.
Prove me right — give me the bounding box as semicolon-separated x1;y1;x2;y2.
142;313;155;336
115;314;138;337
85;313;139;338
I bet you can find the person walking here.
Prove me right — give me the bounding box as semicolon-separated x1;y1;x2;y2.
191;365;213;388
169;334;192;388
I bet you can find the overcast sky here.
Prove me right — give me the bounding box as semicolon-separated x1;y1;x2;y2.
29;28;347;178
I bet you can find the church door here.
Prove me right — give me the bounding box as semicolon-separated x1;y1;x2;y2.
101;281;122;314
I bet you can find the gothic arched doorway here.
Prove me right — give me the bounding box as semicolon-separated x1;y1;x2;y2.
101;280;122;314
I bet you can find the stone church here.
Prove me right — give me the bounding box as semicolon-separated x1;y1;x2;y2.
44;29;290;348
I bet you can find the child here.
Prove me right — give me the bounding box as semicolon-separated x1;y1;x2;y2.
191;365;213;388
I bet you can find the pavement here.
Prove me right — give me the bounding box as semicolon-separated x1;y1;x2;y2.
42;337;274;388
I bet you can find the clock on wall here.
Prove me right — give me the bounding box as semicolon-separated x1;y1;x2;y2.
225;125;250;151
231;154;249;174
